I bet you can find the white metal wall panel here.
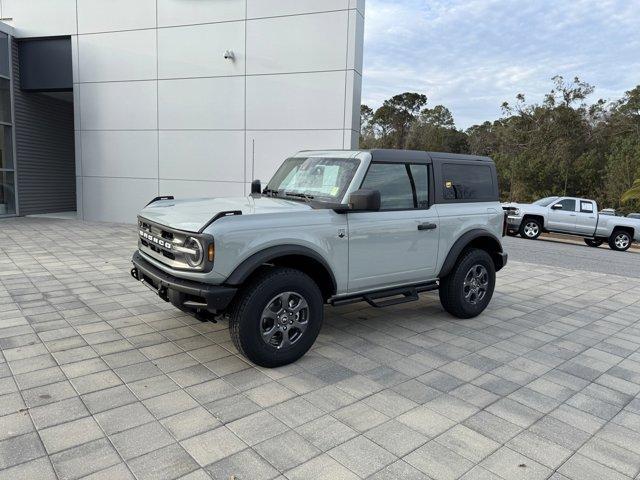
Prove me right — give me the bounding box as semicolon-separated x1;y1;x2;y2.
77;0;156;34
78;30;157;83
7;0;365;222
157;0;246;27
158;22;245;79
246;11;349;74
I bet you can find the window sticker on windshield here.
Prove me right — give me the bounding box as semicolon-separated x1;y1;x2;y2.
331;186;339;195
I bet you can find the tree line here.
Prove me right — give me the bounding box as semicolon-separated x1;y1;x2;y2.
360;76;640;213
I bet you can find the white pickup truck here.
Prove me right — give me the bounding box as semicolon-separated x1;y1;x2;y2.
505;196;640;251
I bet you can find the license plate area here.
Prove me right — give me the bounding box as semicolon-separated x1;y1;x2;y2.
135;269;169;301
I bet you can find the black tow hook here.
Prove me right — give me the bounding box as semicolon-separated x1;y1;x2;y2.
158;286;169;302
130;267;139;280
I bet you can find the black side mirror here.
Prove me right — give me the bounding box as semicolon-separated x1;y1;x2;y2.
349;189;381;212
551;204;563;210
251;180;261;195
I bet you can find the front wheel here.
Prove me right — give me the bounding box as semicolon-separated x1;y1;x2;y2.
584;238;603;248
439;248;496;319
228;267;323;367
608;230;632;252
519;218;542;240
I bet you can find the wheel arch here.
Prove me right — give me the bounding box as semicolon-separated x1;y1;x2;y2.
611;225;635;238
225;245;337;301
521;214;545;230
438;230;505;279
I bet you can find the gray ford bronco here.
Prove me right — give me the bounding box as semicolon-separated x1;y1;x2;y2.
131;150;508;367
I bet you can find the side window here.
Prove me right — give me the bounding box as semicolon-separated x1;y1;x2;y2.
409;164;429;208
580;201;594;213
361;163;414;209
554;199;576;211
441;163;495;201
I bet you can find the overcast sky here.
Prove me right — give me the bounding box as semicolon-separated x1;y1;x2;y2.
361;0;640;129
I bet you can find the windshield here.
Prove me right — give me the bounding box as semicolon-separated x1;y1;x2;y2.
533;196;558;206
266;157;360;202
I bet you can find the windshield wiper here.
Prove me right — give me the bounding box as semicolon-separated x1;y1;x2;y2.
262;188;279;197
284;191;315;202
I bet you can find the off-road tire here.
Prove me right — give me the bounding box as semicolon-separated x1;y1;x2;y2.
228;267;323;367
439;248;496;319
608;230;632;252
519;217;542;240
584;238;603;248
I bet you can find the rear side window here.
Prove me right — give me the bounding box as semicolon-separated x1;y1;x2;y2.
442;163;495;201
580;201;594;213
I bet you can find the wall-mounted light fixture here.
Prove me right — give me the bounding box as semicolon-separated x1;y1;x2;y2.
223;50;235;61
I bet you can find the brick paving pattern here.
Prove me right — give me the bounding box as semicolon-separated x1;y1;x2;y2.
1;217;640;480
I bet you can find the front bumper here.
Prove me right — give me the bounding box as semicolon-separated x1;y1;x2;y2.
131;251;236;313
495;252;508;271
506;215;523;232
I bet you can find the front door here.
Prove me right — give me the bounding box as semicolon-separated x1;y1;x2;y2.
347;162;439;292
547;198;577;232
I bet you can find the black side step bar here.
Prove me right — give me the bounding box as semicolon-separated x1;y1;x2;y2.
330;282;439;308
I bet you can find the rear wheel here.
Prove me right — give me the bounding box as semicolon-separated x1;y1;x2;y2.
519;218;542;240
608;230;632;252
228;267;323;367
439;248;496;319
584;238;603;248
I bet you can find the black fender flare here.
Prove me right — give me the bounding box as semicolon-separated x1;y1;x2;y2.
225;245;337;293
438;229;505;278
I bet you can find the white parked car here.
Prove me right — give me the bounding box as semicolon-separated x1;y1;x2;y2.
505;196;640;251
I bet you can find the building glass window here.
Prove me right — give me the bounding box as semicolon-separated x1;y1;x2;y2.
0;126;13;170
0;170;15;215
0;33;8;78
0;30;15;217
0;79;11;124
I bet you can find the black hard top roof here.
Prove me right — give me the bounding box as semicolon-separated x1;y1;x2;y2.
367;149;493;164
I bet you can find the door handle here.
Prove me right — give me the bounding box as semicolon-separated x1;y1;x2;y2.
418;222;437;231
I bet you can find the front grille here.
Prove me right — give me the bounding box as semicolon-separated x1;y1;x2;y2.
137;217;206;271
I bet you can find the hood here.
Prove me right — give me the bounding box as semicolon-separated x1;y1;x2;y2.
502;202;531;209
139;196;313;232
502;201;547;213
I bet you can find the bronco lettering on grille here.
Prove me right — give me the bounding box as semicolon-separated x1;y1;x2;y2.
139;230;173;250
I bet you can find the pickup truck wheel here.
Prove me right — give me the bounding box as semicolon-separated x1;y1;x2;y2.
519;218;541;240
439;248;495;319
608;231;632;252
584;238;603;248
228;267;323;368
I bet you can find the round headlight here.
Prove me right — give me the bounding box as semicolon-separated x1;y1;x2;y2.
184;237;203;267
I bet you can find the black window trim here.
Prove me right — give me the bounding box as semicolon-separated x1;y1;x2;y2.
357;161;431;212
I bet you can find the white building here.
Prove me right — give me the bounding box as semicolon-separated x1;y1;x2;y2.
0;0;364;223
